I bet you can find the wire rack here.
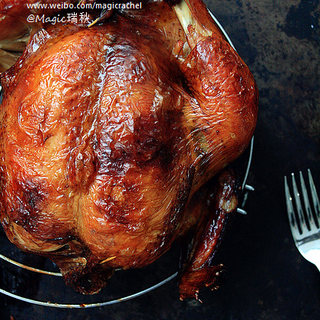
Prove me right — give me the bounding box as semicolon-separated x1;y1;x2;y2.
0;10;255;308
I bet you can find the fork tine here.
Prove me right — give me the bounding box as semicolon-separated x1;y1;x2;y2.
292;173;308;233
308;169;320;224
284;176;300;240
299;171;317;230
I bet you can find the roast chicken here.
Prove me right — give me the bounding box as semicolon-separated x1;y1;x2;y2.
0;0;258;300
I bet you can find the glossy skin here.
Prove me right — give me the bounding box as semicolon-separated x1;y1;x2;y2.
0;0;258;297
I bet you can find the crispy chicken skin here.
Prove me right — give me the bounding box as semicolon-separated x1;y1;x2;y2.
0;0;258;298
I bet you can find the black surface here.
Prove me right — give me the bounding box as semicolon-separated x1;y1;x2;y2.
1;0;320;319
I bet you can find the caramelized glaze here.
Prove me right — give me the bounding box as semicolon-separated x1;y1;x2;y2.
0;0;258;298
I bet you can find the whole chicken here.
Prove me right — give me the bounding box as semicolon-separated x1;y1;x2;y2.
0;0;258;300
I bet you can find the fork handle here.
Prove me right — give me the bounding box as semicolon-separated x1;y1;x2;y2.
307;252;320;273
314;262;320;272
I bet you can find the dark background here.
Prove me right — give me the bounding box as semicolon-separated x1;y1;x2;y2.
1;0;320;319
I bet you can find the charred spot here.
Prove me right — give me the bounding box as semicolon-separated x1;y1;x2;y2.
13;179;48;232
133;109;184;171
157;144;174;169
26;188;42;209
162;166;195;243
94;182;140;225
97;111;179;173
97;149;130;176
98;200;130;225
133;113;162;162
64;261;113;295
107;209;130;225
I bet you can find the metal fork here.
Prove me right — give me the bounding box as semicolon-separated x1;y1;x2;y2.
284;169;320;271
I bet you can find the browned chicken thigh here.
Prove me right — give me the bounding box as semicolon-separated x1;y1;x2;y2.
0;0;258;299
